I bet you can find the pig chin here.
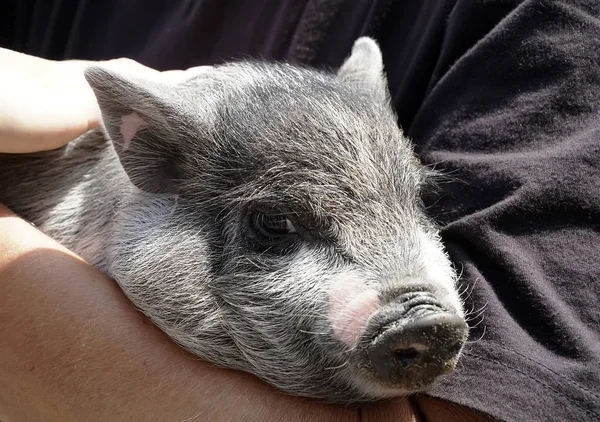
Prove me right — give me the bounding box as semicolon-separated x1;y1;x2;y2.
326;273;468;398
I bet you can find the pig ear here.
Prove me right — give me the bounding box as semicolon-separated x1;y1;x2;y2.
337;37;390;105
84;66;186;194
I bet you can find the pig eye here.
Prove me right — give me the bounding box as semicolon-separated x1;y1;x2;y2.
250;211;298;240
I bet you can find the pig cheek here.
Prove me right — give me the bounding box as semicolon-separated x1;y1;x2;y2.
120;112;148;151
328;277;381;347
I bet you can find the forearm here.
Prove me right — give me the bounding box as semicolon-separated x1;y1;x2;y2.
0;205;357;422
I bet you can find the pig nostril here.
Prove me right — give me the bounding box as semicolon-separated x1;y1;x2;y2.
393;347;420;366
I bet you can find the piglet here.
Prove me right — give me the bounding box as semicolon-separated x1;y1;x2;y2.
0;38;467;403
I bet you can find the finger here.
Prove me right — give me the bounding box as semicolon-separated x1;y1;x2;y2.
161;66;214;85
81;57;213;85
99;58;163;81
96;59;211;84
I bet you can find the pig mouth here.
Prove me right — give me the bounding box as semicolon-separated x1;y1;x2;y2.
355;292;468;392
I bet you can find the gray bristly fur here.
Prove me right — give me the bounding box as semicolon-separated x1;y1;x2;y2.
0;38;464;404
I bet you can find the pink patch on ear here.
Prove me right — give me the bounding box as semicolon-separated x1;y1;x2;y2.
328;275;381;347
120;112;147;151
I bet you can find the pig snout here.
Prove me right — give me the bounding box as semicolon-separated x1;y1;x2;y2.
329;286;467;392
361;292;468;389
366;312;467;381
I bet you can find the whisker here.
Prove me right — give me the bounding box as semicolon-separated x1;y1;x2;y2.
466;325;487;344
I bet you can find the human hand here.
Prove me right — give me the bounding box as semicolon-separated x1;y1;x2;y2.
0;49;206;153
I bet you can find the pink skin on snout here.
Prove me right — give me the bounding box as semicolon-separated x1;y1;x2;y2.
328;275;381;347
120;112;148;151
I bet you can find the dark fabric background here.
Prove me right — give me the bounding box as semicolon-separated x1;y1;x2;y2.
2;1;599;421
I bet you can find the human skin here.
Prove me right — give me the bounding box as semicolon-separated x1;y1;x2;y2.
0;48;208;153
0;51;494;421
